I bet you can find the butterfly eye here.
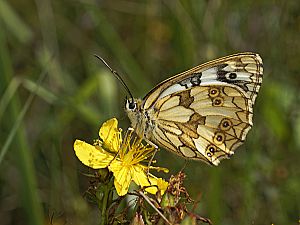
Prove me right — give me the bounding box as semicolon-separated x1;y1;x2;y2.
128;101;136;110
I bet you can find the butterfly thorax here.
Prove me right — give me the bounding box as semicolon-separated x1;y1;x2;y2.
125;98;156;140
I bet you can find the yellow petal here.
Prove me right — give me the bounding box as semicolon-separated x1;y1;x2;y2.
131;165;151;189
146;177;168;195
156;178;169;195
131;165;168;195
144;186;158;195
144;176;158;194
131;166;158;195
73;140;114;169
99;118;121;152
114;179;129;196
109;161;132;196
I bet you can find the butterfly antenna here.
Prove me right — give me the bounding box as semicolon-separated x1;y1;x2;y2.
94;54;134;102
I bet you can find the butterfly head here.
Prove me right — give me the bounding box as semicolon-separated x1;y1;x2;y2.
125;98;145;132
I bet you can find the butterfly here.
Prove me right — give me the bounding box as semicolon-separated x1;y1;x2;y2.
96;53;263;166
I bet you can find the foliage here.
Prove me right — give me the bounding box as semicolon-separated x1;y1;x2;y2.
0;0;299;224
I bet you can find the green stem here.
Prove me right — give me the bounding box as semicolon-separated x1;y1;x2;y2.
100;179;114;225
100;187;108;225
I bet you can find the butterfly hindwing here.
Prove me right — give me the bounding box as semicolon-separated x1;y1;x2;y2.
150;84;253;165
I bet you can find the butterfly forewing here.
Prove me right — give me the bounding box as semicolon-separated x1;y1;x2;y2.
142;52;262;110
127;52;263;165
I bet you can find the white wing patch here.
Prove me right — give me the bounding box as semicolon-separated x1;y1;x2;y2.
160;84;186;99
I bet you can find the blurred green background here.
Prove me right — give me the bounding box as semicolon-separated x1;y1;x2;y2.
0;0;299;224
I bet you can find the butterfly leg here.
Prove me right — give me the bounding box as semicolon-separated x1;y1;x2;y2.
145;139;159;176
147;148;158;176
144;138;158;149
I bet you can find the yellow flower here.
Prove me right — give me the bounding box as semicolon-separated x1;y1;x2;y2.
74;118;168;196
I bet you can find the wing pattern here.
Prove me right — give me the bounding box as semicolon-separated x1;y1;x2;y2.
143;53;263;165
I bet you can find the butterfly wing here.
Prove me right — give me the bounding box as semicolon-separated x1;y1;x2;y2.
143;53;263;165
